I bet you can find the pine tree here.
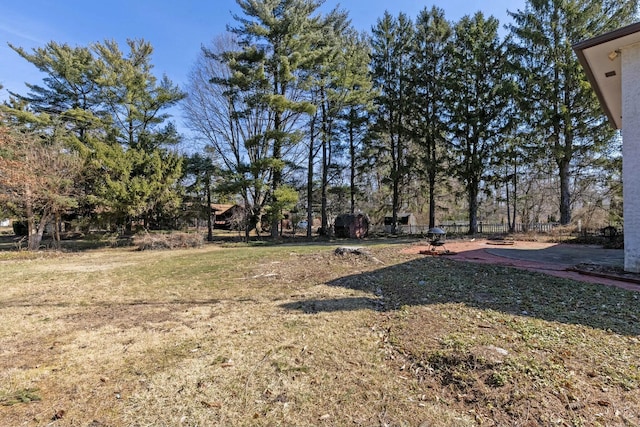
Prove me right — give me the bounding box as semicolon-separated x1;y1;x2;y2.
303;10;373;236
227;0;323;237
369;11;415;234
8;42;105;141
183;153;218;240
302;8;351;236
508;0;638;225
93;39;185;151
446;12;510;234
338;31;374;216
7;39;186;232
409;6;452;229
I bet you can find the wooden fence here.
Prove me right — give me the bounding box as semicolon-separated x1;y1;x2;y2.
370;222;621;236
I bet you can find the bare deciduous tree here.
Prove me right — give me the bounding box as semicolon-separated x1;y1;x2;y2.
0;123;82;250
183;34;273;239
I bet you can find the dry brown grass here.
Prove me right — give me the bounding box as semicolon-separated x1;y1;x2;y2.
132;232;205;251
0;242;638;426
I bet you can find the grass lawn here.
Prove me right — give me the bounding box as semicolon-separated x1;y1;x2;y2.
0;242;638;426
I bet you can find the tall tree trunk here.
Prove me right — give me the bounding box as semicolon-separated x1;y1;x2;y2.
510;162;517;232
391;132;401;235
428;177;436;229
307;113;317;238
558;158;571;225
428;139;436;229
349;110;356;215
468;178;479;235
559;79;573;226
35;213;51;250
253;192;263;238
206;176;213;242
321;90;329;236
271;109;283;238
506;181;512;232
26;186;38;251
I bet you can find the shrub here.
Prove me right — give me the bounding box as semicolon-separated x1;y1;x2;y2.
133;232;204;251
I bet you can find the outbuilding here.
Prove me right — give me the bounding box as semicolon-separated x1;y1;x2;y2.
334;213;369;239
383;213;417;233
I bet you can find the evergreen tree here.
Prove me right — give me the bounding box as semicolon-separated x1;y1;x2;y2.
81;138;182;231
338;31;374;216
182;152;218;240
93;39;185;151
409;6;452;229
6;39;186;232
302;8;351;236
369;11;415;234
446;12;510;234
7;42;105;141
227;0;323;237
303;10;372;236
508;0;637;225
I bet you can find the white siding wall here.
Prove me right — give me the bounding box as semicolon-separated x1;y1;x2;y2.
622;42;640;272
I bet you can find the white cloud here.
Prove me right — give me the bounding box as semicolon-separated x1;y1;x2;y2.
0;22;47;46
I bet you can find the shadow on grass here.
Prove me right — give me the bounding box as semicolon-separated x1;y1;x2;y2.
281;297;382;314
484;244;624;268
281;256;640;336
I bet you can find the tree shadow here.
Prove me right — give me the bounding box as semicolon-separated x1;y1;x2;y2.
281;296;382;314
281;256;640;336
484;243;624;268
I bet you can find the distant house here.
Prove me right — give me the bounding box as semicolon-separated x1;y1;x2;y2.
334;213;369;239
211;204;245;230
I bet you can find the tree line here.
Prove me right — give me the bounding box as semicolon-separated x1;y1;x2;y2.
1;0;637;249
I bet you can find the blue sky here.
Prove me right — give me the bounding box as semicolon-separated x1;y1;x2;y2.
1;0;526;134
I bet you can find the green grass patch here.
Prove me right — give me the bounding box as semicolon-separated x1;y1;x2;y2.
0;389;41;406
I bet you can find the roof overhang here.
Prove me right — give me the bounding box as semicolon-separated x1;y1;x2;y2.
573;22;640;130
